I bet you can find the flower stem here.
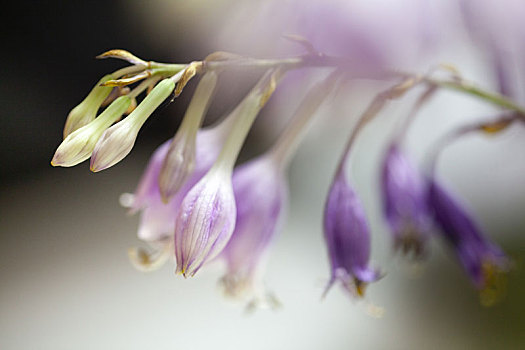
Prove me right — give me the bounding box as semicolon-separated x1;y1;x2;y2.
423;77;525;116
202;52;525;117
213;69;285;175
270;70;341;168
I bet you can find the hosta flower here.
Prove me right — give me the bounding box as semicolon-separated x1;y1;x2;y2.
428;180;509;304
174;69;282;277
381;143;431;258
175;167;237;277
460;0;525;98
62;74;115;138
219;71;339;306
323;169;380;298
124;121;235;272
90;78;175;172
220;156;287;301
51;96;131;167
130;124;231;243
158;71;218;201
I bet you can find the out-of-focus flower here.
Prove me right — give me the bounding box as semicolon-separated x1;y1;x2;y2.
460;0;525;99
51;96;131;167
381;143;431;258
158;71;218;201
428;180;509;305
90;78;175;172
63;75;115;138
217;0;448;71
220;156;287;304
174;69;282;277
324;169;380;298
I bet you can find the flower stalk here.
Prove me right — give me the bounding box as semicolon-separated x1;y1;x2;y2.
158;71;219;201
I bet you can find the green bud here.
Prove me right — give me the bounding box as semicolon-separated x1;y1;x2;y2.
62;74;115;138
52;96;131;167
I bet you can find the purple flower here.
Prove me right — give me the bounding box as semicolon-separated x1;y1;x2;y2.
381;144;431;258
173;69;282;277
460;0;525;98
174;167;236;277
428;180;509;292
220;156;287;303
323;169;380;298
128;126;229;243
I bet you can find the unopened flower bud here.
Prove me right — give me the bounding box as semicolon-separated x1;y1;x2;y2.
381;144;431;258
323;169;380;298
63;74;115;138
175;168;236;277
428;180;509;305
90;79;175;172
51;96;131;167
174;70;283;277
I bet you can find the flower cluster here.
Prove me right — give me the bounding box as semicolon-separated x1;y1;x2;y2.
52;48;520;308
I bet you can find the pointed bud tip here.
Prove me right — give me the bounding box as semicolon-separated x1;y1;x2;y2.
160;194;170;204
51;153;65;167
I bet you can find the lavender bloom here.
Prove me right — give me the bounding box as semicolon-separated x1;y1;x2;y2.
128;126;228;244
220;156;287;302
324;169;380;298
173;69;282;277
460;0;525;98
174;168;236;277
381;144;431;258
122;119;233;273
428;180;509;293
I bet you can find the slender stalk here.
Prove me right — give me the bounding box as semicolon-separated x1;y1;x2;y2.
213;69;285;175
139;54;525;119
202;53;525;117
423;77;525;116
128;76;161;99
270;70;341;168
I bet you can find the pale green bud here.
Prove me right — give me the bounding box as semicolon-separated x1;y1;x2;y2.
51;96;131;167
90;79;175;172
63;74;115;138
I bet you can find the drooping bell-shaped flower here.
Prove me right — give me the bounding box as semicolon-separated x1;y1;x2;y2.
323;169;381;298
51;96;131;167
90;78;175;172
175;166;237;277
219;70;340;306
381;143;432;258
124;123;235;272
220;156;287;302
129;124;232;242
174;69;283;277
123;86;243;272
63;75;115;138
158;71;218;201
428;180;509;303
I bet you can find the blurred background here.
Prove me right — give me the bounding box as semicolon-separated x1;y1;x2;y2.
1;1;525;349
